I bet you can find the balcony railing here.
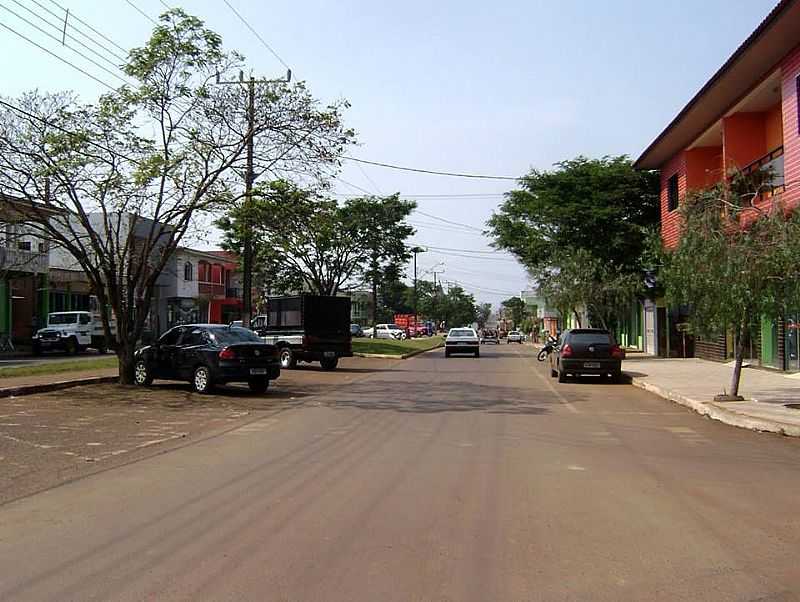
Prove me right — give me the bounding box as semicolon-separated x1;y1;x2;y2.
198;281;225;297
0;246;47;274
741;146;784;195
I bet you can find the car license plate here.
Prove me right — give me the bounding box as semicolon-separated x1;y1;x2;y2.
323;351;335;358
250;368;267;375
583;362;601;369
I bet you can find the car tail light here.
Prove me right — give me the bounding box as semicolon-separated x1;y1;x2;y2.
561;344;574;358
218;347;237;360
611;344;625;360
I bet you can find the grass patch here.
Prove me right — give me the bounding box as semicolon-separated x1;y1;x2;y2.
352;336;444;357
0;356;119;379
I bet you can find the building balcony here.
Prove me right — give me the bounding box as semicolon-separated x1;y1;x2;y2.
198;281;225;298
0;246;48;274
741;146;784;195
226;287;241;299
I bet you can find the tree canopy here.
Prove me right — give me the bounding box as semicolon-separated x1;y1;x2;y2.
488;156;659;273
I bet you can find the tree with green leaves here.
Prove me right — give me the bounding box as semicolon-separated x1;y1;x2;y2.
476;303;492;329
489;156;659;273
536;249;642;330
501;297;527;327
659;179;800;399
217;180;366;299
0;10;351;383
344;195;416;333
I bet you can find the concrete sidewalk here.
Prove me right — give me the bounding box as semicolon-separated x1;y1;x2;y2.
624;357;800;437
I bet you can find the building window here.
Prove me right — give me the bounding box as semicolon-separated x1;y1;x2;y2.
667;174;679;212
184;261;193;281
17;241;31;251
38;241;46;254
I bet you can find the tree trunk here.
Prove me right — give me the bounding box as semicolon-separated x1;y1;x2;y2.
728;324;746;398
371;277;378;336
117;343;136;385
572;308;582;328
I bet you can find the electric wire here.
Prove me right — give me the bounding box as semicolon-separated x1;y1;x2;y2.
343;155;522;181
47;0;128;54
122;0;157;25
221;0;291;71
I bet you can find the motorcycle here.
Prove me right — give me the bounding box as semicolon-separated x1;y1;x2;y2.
537;336;558;362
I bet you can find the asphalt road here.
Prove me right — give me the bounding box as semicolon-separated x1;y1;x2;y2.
1;345;800;600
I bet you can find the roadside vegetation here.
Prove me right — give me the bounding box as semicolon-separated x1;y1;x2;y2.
0;357;118;380
353;336;444;356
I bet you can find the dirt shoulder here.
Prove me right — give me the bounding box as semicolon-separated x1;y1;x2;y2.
0;356;398;505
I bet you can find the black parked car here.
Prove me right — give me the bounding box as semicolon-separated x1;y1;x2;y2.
549;328;625;384
134;324;281;394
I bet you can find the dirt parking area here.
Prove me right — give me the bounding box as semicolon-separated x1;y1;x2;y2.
0;356;402;504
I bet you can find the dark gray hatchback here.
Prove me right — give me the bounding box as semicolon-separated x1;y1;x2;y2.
548;329;625;383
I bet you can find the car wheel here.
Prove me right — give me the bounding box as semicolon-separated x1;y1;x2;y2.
475;350;480;358
279;347;296;369
134;359;153;386
248;377;269;394
610;371;622;384
320;357;339;371
550;367;558;378
192;365;214;394
558;369;568;383
444;350;450;358
97;345;107;355
32;343;42;356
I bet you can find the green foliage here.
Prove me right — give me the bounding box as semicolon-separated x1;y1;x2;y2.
501;297;527;326
659;181;800;394
537;249;642;329
476;303;492;328
488;156;659;273
217;184;416;301
410;280;478;329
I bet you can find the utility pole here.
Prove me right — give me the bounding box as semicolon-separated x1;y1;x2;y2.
431;268;444;332
216;68;291;327
410;246;425;330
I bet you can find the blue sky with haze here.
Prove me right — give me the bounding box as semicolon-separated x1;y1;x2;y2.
0;0;777;303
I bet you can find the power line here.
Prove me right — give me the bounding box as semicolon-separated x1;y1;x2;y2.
343;156;522;181
47;0;128;54
423;245;509;255
425;249;519;263
31;0;128;63
122;0;157;25
409;220;485;236
221;0;291;72
0;19;117;90
415;209;483;232
332;192;506;198
1;0;132;85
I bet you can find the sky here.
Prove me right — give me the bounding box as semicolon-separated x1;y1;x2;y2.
0;0;780;305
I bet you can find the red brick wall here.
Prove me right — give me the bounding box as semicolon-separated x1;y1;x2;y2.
781;44;800;210
660;152;686;248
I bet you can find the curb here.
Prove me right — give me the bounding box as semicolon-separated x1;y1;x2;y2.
0;375;117;398
624;373;800;437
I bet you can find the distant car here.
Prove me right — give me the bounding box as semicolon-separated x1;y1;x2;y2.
134;324;281;394
365;323;406;340
445;327;480;358
549;328;625;384
480;330;499;344
350;324;364;337
507;331;524;344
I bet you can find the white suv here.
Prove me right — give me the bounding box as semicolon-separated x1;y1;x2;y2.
507;331;524;344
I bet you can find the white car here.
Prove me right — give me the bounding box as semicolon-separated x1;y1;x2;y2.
507;331;524;344
445;327;480;358
364;323;406;340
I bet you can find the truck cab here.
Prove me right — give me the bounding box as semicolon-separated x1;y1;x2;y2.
32;311;114;355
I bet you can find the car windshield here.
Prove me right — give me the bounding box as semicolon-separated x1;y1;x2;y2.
449;329;475;338
387;324;401;330
207;327;263;345
509;331;520;335
49;313;79;325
